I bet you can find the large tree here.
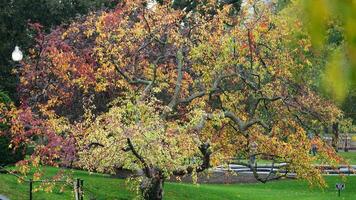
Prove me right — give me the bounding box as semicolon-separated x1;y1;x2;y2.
4;0;343;199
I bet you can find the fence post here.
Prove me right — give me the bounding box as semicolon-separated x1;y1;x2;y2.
80;179;84;200
74;178;79;200
29;179;33;200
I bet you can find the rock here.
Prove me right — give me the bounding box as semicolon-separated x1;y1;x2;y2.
0;195;9;200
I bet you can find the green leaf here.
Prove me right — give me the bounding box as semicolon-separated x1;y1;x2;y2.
323;49;350;102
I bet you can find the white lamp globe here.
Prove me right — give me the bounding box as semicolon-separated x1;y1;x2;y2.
146;0;157;10
12;46;23;62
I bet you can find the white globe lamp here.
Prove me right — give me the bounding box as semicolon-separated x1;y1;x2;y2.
12;46;23;62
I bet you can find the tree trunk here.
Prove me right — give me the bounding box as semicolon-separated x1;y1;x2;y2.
344;133;349;152
332;122;339;152
141;175;164;200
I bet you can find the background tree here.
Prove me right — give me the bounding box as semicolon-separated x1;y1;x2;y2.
302;0;356;102
0;0;118;101
282;0;356;144
5;0;343;199
342;87;356;123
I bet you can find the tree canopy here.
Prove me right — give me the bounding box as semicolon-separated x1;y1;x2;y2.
1;0;346;199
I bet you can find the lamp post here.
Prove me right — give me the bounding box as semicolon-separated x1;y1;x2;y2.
146;0;157;10
12;46;23;63
11;46;23;102
11;46;23;80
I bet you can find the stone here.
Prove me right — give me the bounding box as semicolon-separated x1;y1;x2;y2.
0;195;9;200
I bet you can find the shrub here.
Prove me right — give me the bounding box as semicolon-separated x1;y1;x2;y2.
0;91;25;166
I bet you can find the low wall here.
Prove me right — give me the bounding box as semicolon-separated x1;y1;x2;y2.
323;135;356;150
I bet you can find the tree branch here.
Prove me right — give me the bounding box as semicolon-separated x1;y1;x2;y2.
178;73;240;104
235;153;291;183
223;110;245;131
173;143;211;176
127;138;152;178
244;118;270;131
113;63;151;85
87;142;105;149
224;110;270;132
168;49;184;109
178;91;206;104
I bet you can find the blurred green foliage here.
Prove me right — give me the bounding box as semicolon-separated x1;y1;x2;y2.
302;0;356;102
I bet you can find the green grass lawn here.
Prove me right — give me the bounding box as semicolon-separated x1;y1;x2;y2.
339;152;356;164
1;167;356;200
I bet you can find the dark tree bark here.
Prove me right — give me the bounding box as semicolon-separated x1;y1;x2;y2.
137;143;211;200
332;122;339;152
140;172;165;200
344;133;349;152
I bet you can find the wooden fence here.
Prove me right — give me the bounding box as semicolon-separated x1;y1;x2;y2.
0;167;84;200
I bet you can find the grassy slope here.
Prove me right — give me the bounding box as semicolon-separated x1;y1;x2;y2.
1;167;356;200
167;176;356;200
0;168;131;200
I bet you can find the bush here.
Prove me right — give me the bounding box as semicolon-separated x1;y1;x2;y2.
0;91;25;166
0;136;25;166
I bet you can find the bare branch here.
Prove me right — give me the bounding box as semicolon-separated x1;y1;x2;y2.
168;49;184;109
113;63;151;85
178;91;206;104
224;110;270;132
235;153;291;183
244;118;270;131
223;110;245;131
173;143;211;176
127;138;152;178
178;73;240;104
87;142;104;149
